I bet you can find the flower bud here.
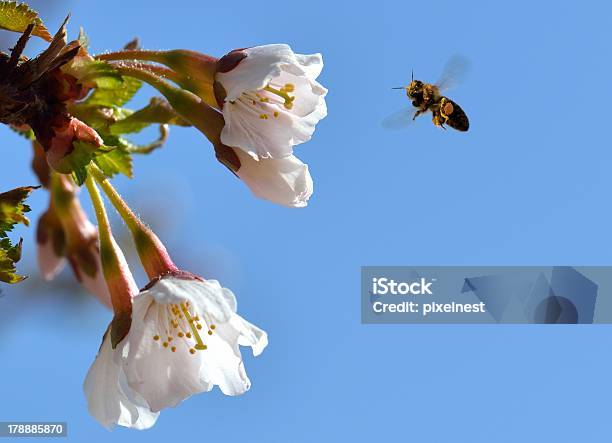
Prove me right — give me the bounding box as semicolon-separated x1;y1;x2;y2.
43;117;104;174
46;173;111;307
36;204;65;280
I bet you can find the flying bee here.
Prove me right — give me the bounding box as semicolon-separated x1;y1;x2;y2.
383;55;470;132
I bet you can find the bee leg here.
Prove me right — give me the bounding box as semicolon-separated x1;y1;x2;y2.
413;109;424;120
432;113;442;128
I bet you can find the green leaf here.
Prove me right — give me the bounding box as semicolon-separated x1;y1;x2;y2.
0;1;52;41
109;97;190;134
0;185;37;284
8;124;35;140
104;128;169;155
86;76;142;108
59;137;133;182
64;59;142;107
65;58;123;85
68;103;134;131
94;144;133;178
59;141;112;185
0;186;37;237
0;238;24;283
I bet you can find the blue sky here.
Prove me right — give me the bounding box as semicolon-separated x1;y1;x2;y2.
1;0;612;441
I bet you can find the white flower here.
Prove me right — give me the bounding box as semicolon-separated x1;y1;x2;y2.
216;44;327;160
233;148;313;208
122;275;267;412
84;331;159;430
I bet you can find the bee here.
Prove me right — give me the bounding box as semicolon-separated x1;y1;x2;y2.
383;56;470;132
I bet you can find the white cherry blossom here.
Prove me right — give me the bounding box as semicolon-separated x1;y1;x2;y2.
84;331;159;430
216;44;327;160
122;275;267;412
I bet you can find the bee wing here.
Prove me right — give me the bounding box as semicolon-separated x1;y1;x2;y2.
435;55;471;92
381;107;415;130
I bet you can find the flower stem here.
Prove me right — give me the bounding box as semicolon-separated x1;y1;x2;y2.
96;49;217;81
87;163;179;279
110;64;225;145
85;173;136;347
84;174;112;254
96;49;167;63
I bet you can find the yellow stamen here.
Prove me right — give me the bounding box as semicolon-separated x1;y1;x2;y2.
263;85;295;109
180;303;207;351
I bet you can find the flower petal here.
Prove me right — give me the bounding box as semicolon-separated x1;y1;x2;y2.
234;149;313;207
220;99;296;159
197;329;251;396
272;70;327;118
123;294;212;412
217;44;297;101
143;277;235;322
233;316;268;357
197;314;266;395
37;240;66;280
293;53;324;79
83;333;159;430
215;314;268;357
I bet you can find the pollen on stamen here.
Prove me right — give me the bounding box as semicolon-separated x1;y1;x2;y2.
186;332;192;338
171;346;177;352
153;335;160;341
178;332;184;337
283;83;295;92
210;324;216;330
259;114;269;120
196;324;202;330
273;111;279;118
208;330;213;335
189;348;196;355
163;342;169;348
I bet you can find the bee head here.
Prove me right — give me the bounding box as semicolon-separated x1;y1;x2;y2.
406;80;423;99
